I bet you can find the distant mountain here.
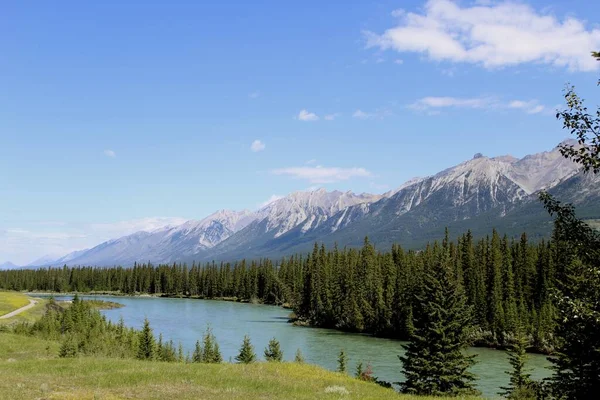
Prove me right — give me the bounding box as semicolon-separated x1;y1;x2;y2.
63;210;257;267
41;140;600;267
0;261;20;270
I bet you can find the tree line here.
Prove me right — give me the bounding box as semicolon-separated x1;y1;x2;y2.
0;228;557;353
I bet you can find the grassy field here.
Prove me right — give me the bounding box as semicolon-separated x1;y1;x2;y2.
0;292;484;399
0;297;48;327
0;333;485;400
0;291;30;317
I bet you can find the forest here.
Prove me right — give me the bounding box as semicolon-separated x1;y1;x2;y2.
0;228;557;353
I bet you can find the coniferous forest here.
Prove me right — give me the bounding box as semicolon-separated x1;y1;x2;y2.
0;228;558;353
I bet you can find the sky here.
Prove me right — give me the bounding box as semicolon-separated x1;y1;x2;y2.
1;0;599;264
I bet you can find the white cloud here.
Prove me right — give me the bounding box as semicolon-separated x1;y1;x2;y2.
365;0;600;71
410;96;496;110
259;195;284;208
271;166;372;183
250;139;266;152
410;96;547;114
296;109;319;121
324;113;341;120
249;91;260;99
394;59;404;65
104;149;116;158
508;100;545;114
305;159;318;165
352;108;392;119
353;110;372;119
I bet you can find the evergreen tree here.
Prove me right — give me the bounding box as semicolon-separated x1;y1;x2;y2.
399;260;480;396
542;53;600;399
264;337;283;362
201;326;221;363
58;334;78;358
192;340;202;363
177;342;184;363
355;361;364;379
294;348;305;363
337;349;347;373
136;318;155;360
235;335;256;364
500;329;534;399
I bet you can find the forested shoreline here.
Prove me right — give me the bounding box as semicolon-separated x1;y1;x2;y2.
0;228;558;353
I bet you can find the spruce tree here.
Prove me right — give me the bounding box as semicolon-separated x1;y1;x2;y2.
58;334;78;358
355;361;364;379
201;326;221;363
235;335;256;364
337;349;347;373
192;340;202;363
136;318;155;360
399;260;480;396
500;328;533;399
264;337;283;362
294;348;305;363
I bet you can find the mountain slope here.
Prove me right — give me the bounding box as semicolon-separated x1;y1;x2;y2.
64;210;257;266
46;141;600;266
0;262;19;270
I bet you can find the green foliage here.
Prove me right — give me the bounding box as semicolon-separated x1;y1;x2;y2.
500;329;533;399
201;326;222;363
355;361;363;378
264;337;283;362
58;334;78;358
0;229;564;352
337;349;347;373
294;348;305;363
192;340;202;363
556;52;600;174
136;318;155;360
399;257;480;397
235;335;256;364
540;52;600;399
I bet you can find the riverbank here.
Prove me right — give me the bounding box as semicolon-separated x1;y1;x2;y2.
0;332;478;400
27;290;552;354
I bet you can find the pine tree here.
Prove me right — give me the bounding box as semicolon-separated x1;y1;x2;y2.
136;318;155;360
500;328;534;399
355;361;364;379
192;340;202;363
201;327;221;363
59;334;78;358
337;349;347;373
399;260;480;396
264;337;283;362
235;335;256;364
177;342;184;363
294;348;305;363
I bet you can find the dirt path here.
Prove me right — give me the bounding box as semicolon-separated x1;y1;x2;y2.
0;299;37;319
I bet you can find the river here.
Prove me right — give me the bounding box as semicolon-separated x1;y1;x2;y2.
47;295;552;398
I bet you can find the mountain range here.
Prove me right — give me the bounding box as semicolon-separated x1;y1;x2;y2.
19;140;600;268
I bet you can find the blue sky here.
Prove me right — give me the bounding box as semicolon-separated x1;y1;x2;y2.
1;0;599;264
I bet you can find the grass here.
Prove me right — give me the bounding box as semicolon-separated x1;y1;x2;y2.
0;291;30;316
0;297;48;327
80;299;124;310
0;333;483;400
